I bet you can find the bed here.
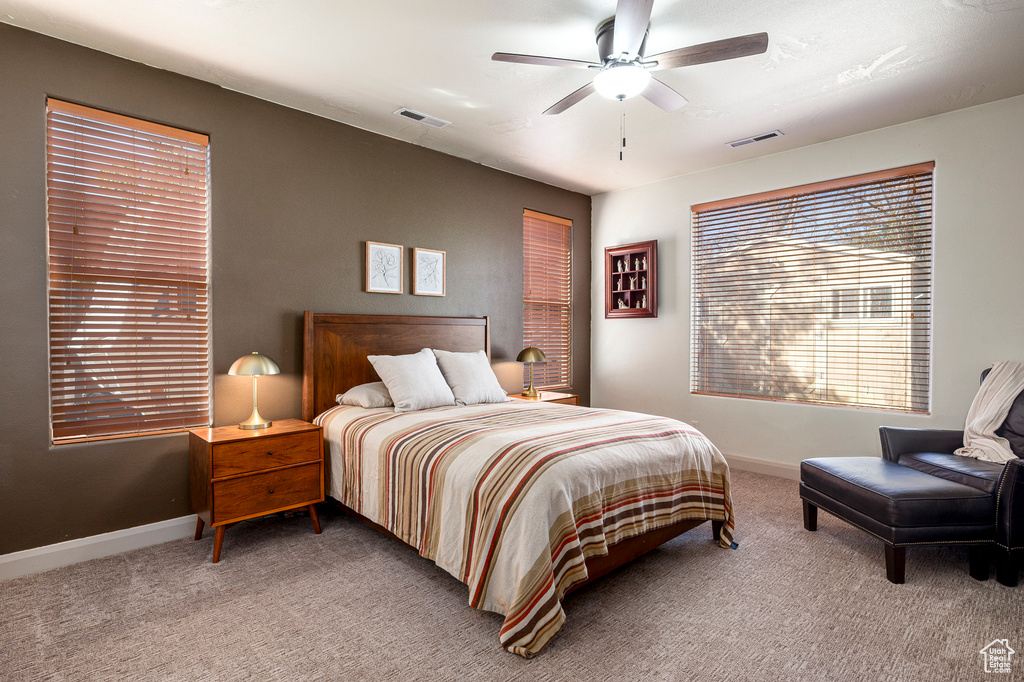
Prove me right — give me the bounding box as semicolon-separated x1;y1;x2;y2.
301;312;735;657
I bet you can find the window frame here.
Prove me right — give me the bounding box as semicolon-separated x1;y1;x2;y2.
46;98;212;444
690;162;933;413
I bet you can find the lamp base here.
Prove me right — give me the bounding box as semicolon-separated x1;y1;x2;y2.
238;408;272;430
523;362;540;398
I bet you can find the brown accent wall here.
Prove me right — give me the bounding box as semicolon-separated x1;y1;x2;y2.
0;24;591;554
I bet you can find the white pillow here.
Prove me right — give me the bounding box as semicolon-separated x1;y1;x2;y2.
432;349;510;406
336;382;393;408
367;348;456;413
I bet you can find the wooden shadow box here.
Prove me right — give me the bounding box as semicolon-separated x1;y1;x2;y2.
605;240;657;318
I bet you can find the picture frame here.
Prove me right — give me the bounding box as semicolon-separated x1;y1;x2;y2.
413;248;446;297
365;241;403;294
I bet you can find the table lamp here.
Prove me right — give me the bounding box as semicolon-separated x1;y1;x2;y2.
228;351;281;429
516;346;548;398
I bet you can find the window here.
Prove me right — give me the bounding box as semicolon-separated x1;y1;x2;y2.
523;209;572;389
691;162;933;413
831;288;859;320
867;286;893;319
46;98;211;443
830;286;894;320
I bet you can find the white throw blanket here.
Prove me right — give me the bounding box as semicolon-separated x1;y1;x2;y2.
955;361;1024;464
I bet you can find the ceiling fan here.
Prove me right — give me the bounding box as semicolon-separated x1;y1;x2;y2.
492;0;768;115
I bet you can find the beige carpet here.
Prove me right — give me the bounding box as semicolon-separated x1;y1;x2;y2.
1;469;1020;681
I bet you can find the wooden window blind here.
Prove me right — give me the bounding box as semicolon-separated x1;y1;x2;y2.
46;98;212;443
691;162;933;413
523;209;572;390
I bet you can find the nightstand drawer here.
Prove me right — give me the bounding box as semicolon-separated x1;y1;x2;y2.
212;430;320;478
213;462;321;524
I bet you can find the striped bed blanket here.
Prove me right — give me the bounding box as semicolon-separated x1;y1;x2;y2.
316;401;734;657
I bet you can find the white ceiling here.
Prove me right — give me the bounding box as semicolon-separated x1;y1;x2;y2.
3;0;1024;195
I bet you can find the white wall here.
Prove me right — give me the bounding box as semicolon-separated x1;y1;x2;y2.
591;94;1024;470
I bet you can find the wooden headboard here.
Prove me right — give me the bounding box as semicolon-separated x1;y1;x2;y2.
301;312;490;421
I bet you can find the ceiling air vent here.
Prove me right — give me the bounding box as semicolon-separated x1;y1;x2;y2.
727;130;783;148
394;108;451;128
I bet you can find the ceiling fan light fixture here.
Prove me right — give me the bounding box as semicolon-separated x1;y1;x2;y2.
492;0;768;114
593;63;650;101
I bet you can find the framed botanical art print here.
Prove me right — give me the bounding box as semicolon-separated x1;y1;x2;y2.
365;241;403;294
413;248;446;296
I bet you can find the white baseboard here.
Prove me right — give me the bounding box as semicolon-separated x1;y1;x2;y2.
1;456;798;580
0;515;197;581
724;453;801;481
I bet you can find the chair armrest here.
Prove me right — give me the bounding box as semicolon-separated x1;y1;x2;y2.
878;426;964;462
997;458;1024;552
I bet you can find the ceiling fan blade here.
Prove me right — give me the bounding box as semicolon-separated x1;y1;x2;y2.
492;52;600;69
641;77;688;112
646;32;769;71
542;82;597;115
612;0;654;58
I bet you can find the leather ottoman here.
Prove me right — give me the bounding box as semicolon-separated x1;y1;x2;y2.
800;457;994;583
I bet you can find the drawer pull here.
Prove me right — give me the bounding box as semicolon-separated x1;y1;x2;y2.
269;489;275;494
266;451;274;456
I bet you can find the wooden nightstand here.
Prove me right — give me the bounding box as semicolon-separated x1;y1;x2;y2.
517;391;579;406
189;418;324;563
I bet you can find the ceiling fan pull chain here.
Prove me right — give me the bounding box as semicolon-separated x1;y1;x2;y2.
620;106;626;161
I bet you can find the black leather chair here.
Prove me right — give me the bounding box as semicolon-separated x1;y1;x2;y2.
800;371;1024;586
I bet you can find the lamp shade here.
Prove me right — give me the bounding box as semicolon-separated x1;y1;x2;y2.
516;346;548;364
228;352;281;377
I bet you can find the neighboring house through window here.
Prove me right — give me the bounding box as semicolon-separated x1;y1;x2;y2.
46;98;212;443
691;163;933;413
523;209;572;390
